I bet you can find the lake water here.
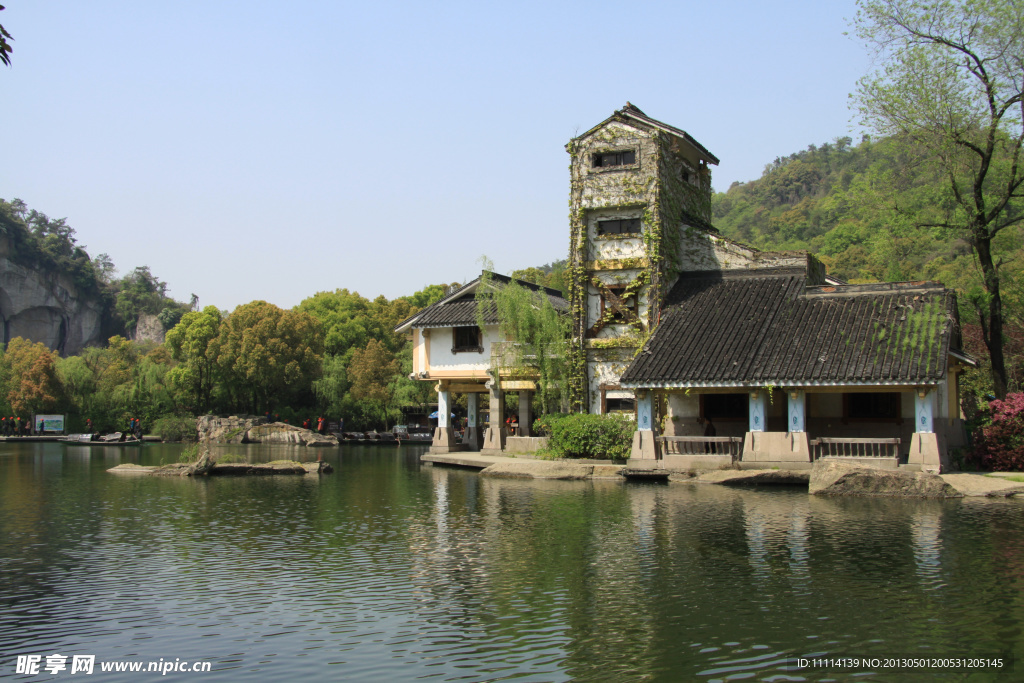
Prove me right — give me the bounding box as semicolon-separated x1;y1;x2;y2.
1;442;1022;681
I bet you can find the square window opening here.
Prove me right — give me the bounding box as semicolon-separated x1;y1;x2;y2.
452;326;482;353
702;394;748;421
592;149;637;168
845;392;901;420
596;218;642;236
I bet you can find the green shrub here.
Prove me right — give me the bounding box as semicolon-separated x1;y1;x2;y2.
546;413;634;460
153;415;198;442
178;444;200;463
533;413;568;436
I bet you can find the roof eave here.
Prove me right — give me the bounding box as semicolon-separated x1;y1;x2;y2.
618;379;943;390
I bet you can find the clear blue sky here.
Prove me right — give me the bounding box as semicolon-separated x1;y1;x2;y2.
0;0;868;311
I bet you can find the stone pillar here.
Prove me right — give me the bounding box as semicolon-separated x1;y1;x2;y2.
517;391;532;437
430;382;459;453
788;390;806;433
464;391;483;451
630;390;658;461
482;378;506;454
749;390;767;433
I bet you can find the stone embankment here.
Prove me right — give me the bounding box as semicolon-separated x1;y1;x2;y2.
196;416;337;446
423;453;1024;498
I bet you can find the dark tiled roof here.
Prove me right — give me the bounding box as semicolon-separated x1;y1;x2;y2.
409;299;497;328
621;271;959;387
394;271;568;331
575;103;720;166
619;104;720;166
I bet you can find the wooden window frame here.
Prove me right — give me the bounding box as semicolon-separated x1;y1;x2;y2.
451;326;483;354
599;285;638;324
600;384;637;417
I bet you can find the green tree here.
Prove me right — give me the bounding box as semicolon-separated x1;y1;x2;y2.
347;338;401;429
215;301;324;413
166;306;223;413
0;5;12;67
853;0;1024;397
477;275;569;415
0;338;63;414
113;266;174;334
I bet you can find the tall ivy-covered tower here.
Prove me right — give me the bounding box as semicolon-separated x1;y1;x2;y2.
566;104;719;414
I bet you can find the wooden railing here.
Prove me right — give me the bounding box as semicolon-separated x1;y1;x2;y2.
657;436;744;460
810;437;901;461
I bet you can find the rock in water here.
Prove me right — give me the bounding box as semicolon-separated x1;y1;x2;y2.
809;460;962;498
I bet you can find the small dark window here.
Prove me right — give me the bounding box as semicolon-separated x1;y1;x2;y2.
452;326;482;352
601;385;636;415
601;285;638;323
593;150;636;167
605;397;636;414
596;218;641;236
846;392;901;420
703;394;748;421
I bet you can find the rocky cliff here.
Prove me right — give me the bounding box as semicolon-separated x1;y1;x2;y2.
0;239;105;355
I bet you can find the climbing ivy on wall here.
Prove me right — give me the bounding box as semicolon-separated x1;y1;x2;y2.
565;120;717;413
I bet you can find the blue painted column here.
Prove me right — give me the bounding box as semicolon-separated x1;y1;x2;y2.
467;392;478;429
788;390;805;433
915;389;934;434
749;390;767;432
463;391;482;450
631;389;658;460
637;390;654;432
438;389;450;430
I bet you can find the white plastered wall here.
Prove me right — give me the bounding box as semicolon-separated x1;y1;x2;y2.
426;324;501;374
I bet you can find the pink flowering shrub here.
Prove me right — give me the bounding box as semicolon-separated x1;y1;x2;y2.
969;393;1024;471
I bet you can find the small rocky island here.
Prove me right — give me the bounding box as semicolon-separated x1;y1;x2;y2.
197;416;339;446
108;447;333;477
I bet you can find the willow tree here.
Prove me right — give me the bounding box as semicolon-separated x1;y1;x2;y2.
853;0;1024;397
476;275;569;415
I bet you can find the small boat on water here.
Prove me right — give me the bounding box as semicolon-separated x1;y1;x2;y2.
60;432;144;447
61;433;95;443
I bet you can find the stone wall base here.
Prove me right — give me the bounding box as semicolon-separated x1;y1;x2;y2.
660;454;734;470
741;431;811;463
630;430;658;460
737;460;814;470
908;432;946;473
505;436;549;454
483;426;506;453
430;427;462;454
